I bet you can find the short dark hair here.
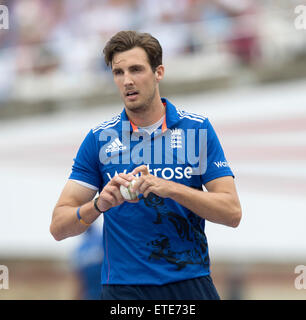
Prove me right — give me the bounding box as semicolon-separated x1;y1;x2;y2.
103;31;163;72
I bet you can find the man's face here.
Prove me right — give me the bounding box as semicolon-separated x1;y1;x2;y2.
112;47;163;112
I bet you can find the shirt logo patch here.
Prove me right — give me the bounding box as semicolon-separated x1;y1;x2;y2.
170;128;183;149
105;138;127;153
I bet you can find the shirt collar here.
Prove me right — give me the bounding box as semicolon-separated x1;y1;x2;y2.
121;98;181;133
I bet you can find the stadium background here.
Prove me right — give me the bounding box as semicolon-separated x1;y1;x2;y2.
0;0;306;299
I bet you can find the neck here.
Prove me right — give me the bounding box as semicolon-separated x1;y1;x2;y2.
125;95;165;127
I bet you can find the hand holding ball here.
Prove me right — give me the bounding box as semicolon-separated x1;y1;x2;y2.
120;179;139;200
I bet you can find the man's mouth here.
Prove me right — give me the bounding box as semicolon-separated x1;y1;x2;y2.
126;90;139;98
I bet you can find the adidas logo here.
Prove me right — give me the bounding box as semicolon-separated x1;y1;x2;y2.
105;138;127;153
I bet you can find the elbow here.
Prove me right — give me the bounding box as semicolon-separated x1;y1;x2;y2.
50;207;67;241
49;223;65;242
229;207;242;228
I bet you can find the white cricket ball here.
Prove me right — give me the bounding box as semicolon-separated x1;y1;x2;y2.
120;179;139;200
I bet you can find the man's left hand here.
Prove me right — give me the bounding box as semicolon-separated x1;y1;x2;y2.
131;165;174;198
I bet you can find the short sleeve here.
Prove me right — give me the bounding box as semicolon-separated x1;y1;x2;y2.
69;130;102;189
201;119;234;185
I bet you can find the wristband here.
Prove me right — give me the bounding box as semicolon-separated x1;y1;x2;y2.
94;198;104;214
76;207;90;227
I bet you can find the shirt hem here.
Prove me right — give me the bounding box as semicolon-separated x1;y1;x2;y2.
101;271;211;286
202;171;234;185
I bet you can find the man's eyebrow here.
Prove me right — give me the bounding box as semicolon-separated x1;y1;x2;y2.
129;64;144;69
112;67;123;73
112;64;145;73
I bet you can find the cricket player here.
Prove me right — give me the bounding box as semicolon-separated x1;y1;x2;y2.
50;30;242;300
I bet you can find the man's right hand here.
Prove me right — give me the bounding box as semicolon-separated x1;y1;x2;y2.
96;172;138;212
50;173;138;241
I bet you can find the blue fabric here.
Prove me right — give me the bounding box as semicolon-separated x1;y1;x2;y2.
100;275;220;300
69;98;234;286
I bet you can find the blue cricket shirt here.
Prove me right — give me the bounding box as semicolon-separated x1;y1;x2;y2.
69;98;234;285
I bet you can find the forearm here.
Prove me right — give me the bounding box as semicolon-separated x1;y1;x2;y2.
50;200;101;241
169;182;241;228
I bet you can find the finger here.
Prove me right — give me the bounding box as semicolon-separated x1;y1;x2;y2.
130;176;146;192
109;185;124;204
138;179;152;195
132;165;149;176
103;185;123;206
111;174;133;187
119;172;135;181
101;191;117;207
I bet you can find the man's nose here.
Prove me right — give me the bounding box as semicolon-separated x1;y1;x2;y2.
123;73;134;86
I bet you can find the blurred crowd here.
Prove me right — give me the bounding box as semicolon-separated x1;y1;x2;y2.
0;0;261;79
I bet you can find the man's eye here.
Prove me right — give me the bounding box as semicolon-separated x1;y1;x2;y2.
113;70;123;75
131;67;141;72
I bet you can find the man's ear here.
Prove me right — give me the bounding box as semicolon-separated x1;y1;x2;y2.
155;65;165;82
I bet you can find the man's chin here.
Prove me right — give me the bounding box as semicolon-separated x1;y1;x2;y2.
124;100;144;112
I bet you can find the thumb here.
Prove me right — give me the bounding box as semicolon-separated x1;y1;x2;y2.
132;164;149;176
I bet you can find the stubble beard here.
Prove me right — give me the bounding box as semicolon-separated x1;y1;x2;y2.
124;86;157;114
